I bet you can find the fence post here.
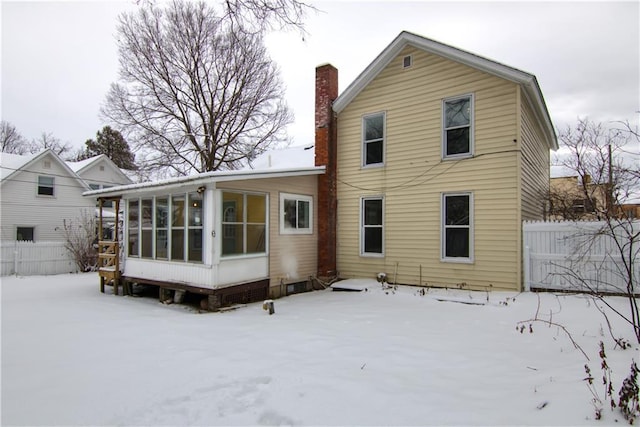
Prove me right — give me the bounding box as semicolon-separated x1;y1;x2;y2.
13;241;19;277
523;245;531;292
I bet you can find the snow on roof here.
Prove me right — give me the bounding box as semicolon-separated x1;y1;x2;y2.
67;155;102;173
85;163;325;197
0;152;39;180
247;144;315;170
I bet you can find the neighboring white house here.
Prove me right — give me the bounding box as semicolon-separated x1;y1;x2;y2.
0;150;132;242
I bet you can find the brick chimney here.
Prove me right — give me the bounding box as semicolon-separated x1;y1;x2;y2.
315;64;338;278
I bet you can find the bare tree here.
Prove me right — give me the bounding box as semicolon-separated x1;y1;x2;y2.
0;121;28;154
220;0;314;35
548;118;639;344
28;132;74;158
550;118;638;220
102;0;293;176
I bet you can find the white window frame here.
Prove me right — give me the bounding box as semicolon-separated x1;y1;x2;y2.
360;196;384;257
441;192;474;263
221;191;268;258
37;175;55;196
125;192;204;263
442;93;474;160
279;193;313;235
362;112;386;168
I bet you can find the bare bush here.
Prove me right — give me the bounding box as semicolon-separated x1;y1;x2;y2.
59;210;98;272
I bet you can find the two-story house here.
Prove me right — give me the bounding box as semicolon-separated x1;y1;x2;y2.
315;31;557;292
89;30;556;308
0;149;132;242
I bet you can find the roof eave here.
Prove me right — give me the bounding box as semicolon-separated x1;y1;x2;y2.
83;166;326;198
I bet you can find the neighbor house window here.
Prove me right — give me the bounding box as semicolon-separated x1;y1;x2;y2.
16;227;34;241
280;193;312;234
128;200;139;257
222;191;266;256
443;94;473;159
442;193;473;262
362;112;385;166
37;176;54;196
361;196;384;256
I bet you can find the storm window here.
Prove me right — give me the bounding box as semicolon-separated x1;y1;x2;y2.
280;193;312;234
362;112;385;166
37;176;54;196
442;193;473;262
443;94;473;159
361;196;384;256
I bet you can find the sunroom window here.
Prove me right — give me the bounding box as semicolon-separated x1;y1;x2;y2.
222;191;266;256
126;192;204;263
128;200;139;257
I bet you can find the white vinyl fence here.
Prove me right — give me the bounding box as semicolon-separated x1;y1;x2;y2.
523;220;639;295
1;241;79;276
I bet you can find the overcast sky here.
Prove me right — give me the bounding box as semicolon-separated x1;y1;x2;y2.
1;1;639;154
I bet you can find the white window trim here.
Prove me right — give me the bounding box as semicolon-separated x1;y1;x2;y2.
441;192;474;263
361;111;386;168
220;190;269;259
125;192;205;263
442;93;474;160
279;192;313;235
360;195;385;257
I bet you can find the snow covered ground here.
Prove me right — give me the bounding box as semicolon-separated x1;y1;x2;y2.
1;273;638;426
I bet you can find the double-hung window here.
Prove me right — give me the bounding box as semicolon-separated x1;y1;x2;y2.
37;176;54;196
362;112;385;167
442;193;473;262
280;193;312;234
443;94;473;159
361;196;384;256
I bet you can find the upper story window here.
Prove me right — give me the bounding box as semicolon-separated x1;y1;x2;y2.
37;176;54;196
442;192;473;262
443;94;474;159
280;193;312;234
362;112;385;167
361;196;384;256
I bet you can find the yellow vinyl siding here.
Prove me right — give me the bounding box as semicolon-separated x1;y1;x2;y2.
520;94;551;220
218;175;317;297
336;46;522;291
